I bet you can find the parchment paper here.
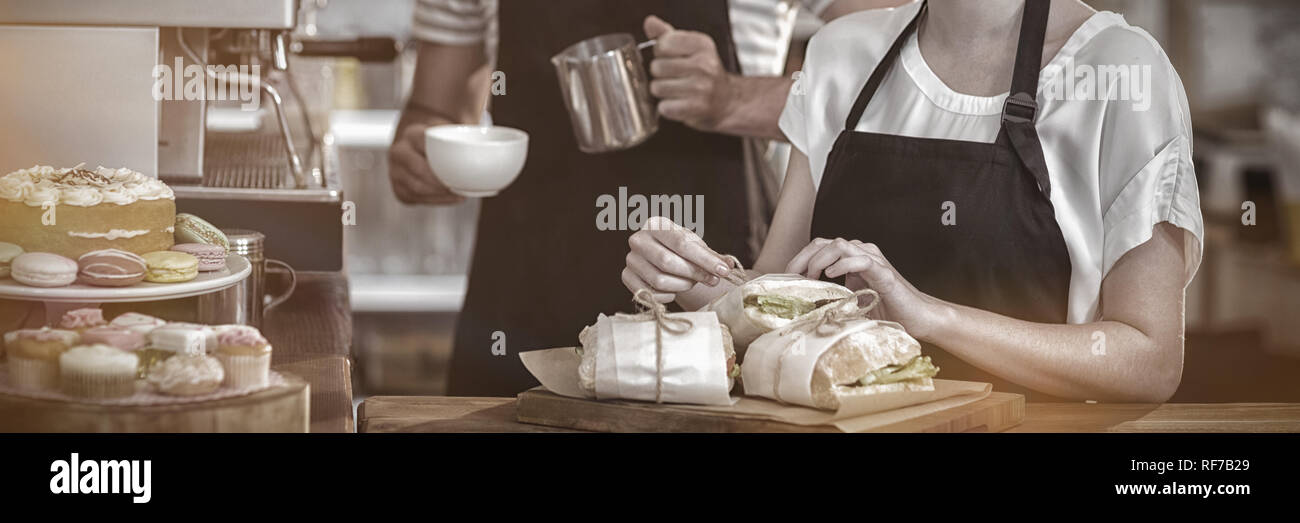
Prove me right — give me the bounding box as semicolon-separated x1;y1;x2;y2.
593;312;731;405
521;347;991;432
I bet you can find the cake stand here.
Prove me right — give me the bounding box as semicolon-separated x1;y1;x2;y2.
0;254;251;325
0;255;309;433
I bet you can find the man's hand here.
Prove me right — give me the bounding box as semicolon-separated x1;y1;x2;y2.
388;107;466;205
644;15;737;133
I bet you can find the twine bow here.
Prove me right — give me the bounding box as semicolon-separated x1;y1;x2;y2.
778;288;880;336
720;254;750;287
771;288;881;403
618;288;695;403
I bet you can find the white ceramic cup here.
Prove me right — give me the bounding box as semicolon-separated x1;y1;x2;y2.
424;124;529;198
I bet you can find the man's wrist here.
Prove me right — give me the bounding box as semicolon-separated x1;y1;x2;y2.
710;74;792;141
398;102;456;131
709;73;745;134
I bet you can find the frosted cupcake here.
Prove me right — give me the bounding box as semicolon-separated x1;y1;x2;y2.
59;308;107;334
215;327;271;389
3;328;80;391
81;326;148;378
147;354;224;396
60;344;139;399
140;323;214;375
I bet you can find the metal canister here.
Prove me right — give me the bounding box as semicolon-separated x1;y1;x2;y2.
198;229;296;327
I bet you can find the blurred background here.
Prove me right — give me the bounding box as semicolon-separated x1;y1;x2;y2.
273;0;1300;403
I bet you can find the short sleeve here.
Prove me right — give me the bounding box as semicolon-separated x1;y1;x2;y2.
1089;26;1204;285
778;74;810;156
411;0;495;46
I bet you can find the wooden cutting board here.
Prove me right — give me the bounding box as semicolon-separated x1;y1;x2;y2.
515;389;1024;433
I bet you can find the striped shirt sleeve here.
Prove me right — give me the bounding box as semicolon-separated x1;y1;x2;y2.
410;0;496;45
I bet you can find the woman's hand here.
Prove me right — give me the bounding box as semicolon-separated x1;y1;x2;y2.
786;238;947;339
623;216;733;303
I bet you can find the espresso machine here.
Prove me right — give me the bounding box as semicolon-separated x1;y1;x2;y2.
0;0;405;327
0;0;402;273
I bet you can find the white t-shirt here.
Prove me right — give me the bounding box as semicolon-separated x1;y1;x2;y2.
778;3;1204;324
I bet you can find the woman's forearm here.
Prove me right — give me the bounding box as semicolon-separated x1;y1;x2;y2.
925;301;1183;403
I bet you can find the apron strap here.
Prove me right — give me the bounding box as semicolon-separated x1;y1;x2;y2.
1000;0;1053;199
842;2;925;130
840;1;1055;200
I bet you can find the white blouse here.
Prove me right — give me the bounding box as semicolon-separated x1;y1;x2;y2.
778;3;1204;324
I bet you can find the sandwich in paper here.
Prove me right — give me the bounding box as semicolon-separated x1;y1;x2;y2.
703;272;855;351
573;289;737;405
741;290;939;410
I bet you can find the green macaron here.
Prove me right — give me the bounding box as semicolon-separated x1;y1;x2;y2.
173;213;230;252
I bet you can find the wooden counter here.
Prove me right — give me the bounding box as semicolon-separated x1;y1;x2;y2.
265;272;354;433
357;396;1300;433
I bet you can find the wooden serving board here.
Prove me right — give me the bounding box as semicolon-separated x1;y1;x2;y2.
515;389;1024;433
0;372;310;433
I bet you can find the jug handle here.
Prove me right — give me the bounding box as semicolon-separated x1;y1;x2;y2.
263;258;298;314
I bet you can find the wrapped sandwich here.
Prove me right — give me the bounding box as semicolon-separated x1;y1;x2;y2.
574;289;737;406
741;290;938;410
703;270;855;352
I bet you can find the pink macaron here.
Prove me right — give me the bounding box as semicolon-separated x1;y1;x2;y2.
10;252;78;287
170;243;227;272
77;249;147;287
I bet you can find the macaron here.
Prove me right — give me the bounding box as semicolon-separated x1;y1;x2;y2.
0;242;23;278
10;252;78;287
174;213;230;252
141;251;199;283
77;249;147;287
170;243;227;271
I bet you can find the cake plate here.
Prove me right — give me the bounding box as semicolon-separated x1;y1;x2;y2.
0;254;250;325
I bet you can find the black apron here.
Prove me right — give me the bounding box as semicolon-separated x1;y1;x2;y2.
448;1;751;396
809;0;1072;401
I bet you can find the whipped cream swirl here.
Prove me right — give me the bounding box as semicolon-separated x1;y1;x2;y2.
0;165;174;207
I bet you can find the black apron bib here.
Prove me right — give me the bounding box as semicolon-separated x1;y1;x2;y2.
809;1;1072;401
448;0;750;396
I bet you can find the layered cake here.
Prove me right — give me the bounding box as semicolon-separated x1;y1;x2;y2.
0;165;175;259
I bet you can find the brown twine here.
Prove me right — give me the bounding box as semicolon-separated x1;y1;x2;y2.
618;288;694;403
720;254;750;287
771;288;881;402
778;288;880;336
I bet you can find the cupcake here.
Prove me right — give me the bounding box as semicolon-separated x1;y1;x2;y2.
3;328;79;391
108;312;166;336
59;308;107;333
215;327;271;389
147;354;224;396
80;326;148;378
140;323;216;375
59;344;139;399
